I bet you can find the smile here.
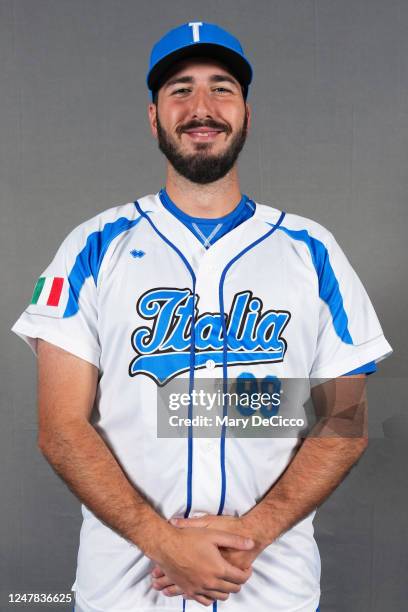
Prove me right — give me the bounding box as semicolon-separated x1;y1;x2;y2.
183;131;224;141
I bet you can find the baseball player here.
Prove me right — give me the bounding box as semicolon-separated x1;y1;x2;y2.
11;21;392;612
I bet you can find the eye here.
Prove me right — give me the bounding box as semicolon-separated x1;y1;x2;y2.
214;87;231;93
172;88;191;95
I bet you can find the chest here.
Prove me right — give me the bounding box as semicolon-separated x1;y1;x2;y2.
96;224;319;382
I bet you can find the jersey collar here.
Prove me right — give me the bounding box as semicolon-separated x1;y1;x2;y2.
135;191;278;271
158;187;253;226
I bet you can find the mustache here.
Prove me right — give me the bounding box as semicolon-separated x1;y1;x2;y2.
178;121;231;135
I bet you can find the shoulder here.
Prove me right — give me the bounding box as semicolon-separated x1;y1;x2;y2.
63;200;142;246
58;194;157;253
255;202;337;249
51;195;154;283
254;202;355;282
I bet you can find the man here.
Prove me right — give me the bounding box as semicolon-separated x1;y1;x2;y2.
11;21;392;612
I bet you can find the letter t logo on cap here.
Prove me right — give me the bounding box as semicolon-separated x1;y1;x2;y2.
188;21;203;42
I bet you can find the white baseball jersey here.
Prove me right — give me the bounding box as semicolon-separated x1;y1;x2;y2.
11;192;392;612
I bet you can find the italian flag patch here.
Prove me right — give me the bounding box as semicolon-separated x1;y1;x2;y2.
31;276;65;307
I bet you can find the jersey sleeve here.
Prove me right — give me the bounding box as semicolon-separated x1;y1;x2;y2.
309;230;393;379
341;360;377;376
10;223;101;368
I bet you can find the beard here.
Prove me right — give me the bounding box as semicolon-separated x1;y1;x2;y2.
156;110;248;185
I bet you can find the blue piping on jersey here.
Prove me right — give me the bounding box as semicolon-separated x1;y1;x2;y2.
216;211;286;521
158;188;256;249
343;360;377;376
135;202;286;612
268;224;353;344
134;201;196;520
64;214;144;317
212;211;286;612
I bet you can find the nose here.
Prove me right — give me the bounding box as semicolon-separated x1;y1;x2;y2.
188;87;215;119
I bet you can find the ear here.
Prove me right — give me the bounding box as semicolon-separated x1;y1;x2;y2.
245;102;252;133
147;103;158;138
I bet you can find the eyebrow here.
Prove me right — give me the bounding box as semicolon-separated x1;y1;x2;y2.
163;74;239;90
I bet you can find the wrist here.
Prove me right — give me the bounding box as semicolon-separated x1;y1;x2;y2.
144;520;175;563
129;508;174;561
241;507;279;549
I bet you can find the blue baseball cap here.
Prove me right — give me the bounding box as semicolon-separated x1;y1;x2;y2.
147;21;253;101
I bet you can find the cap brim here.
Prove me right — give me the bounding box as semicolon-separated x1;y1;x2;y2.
147;43;252;94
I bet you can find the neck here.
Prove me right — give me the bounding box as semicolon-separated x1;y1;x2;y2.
164;164;243;218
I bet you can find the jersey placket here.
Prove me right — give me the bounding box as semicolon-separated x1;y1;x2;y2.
190;247;225;515
189;212;282;516
138;194;286;519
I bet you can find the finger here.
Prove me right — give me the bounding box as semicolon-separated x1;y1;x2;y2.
221;562;253;585
162;585;185;596
199;590;230;602
220;548;252;568
208;580;242;595
192;594;216;606
152;576;175;591
211;530;254;552
151;566;165;578
183;594;216;606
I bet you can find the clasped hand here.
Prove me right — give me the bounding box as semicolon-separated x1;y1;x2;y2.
150;514;265;607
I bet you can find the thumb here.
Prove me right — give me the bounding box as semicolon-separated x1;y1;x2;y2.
151;565;165;578
211;530;254;551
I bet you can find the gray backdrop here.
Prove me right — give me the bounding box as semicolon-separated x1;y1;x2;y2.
1;0;407;610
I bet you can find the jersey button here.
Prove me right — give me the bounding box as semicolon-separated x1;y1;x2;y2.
206;359;216;370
